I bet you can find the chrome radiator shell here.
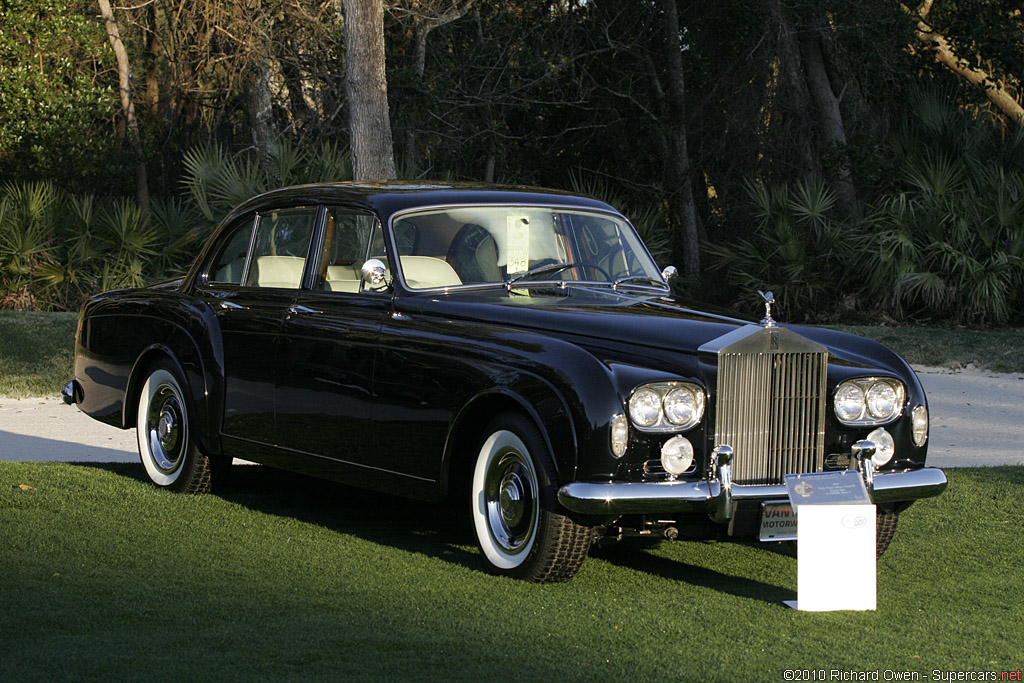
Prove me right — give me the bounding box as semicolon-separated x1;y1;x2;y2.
700;325;829;485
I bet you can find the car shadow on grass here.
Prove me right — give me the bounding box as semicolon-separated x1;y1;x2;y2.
80;460;484;571
590;542;795;604
80;460;795;600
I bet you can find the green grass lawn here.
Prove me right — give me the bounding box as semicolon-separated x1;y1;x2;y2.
1;463;1021;681
0;311;77;397
834;325;1024;374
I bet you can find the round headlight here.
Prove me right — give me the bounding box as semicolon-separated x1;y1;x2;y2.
866;382;899;420
610;414;628;457
866;427;895;467
835;383;865;422
661;436;694;475
663;386;700;428
912;405;928;446
629;388;662;427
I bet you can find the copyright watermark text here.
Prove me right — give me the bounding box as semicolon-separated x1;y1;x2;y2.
782;670;1022;682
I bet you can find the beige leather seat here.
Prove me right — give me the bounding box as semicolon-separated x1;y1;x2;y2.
255;255;306;288
400;256;462;289
325;264;361;293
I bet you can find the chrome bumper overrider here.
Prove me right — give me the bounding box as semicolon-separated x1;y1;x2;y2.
557;467;948;517
61;379;81;405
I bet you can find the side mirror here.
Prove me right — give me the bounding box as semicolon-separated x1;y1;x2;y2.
361;258;388;288
661;265;679;283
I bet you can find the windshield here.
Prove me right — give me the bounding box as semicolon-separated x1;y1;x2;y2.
390;206;664;290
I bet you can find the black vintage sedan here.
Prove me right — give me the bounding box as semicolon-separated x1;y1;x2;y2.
64;182;947;582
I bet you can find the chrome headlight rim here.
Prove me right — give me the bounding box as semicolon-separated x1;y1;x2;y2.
627;381;706;432
833;377;906;426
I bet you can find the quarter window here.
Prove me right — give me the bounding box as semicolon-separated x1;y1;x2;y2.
208;215;256;285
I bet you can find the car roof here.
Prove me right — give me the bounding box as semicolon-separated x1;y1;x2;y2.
223;181;620;225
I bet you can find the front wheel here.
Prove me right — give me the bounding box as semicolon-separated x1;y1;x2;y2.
136;363;215;494
875;509;899;558
470;413;591;582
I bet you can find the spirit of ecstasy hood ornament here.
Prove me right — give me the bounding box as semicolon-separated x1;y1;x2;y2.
757;290;776;327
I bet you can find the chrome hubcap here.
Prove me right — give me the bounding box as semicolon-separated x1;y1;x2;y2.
485;448;538;555
499;472;526;527
146;383;186;474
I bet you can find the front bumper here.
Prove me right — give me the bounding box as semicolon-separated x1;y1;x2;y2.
557;466;948;517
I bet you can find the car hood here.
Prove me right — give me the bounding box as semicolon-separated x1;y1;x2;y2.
404;286;913;378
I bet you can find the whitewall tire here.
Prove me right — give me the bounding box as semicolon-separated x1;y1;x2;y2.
470;413;591;582
136;363;213;493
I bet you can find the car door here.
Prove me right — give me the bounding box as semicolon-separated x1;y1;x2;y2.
274;207;394;485
195;205;321;447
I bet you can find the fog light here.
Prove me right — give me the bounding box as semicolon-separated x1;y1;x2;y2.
866;427;895;467
912;405;928;446
611;414;628;457
661;436;694;475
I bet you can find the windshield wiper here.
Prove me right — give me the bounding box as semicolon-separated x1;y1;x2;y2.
505;262;596;290
611;275;670;291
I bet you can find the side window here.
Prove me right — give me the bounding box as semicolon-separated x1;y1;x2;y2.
207;214;257;285
244;206;319;289
316;208;384;293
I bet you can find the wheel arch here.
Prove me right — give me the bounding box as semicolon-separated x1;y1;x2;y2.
125;343;221;457
439;385;577;503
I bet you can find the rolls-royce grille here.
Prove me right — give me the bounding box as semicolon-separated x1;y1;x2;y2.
714;329;828;485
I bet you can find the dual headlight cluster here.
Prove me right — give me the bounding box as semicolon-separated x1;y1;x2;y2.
834;378;905;425
627;381;705;432
615;382;706;474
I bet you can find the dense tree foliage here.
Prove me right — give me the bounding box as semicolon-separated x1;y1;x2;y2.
1;0;1022;322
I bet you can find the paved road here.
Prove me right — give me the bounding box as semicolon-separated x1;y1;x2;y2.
1;366;1022;467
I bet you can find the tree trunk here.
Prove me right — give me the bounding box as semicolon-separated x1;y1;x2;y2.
246;61;275;159
657;0;700;281
800;29;858;216
97;0;149;212
767;0;819;179
342;0;397;181
403;1;474;174
908;1;1024;123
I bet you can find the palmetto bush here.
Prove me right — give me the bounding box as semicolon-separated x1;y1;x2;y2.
0;183;203;311
1;140;353;310
860;97;1024;325
705;177;855;321
706;94;1024;326
183;140;353;227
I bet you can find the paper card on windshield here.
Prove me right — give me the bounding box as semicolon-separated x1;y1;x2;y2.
507;216;530;275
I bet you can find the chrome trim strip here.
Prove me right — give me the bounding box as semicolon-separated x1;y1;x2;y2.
557;467;948;516
557;480;717;515
220;434;437;483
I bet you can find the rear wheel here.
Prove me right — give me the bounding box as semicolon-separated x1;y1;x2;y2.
470;413;591;582
136;363;215;494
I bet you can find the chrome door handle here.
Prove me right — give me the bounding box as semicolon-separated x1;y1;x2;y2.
288;304;322;315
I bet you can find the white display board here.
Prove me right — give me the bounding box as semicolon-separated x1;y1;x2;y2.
784;504;876;611
781;471;876;612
